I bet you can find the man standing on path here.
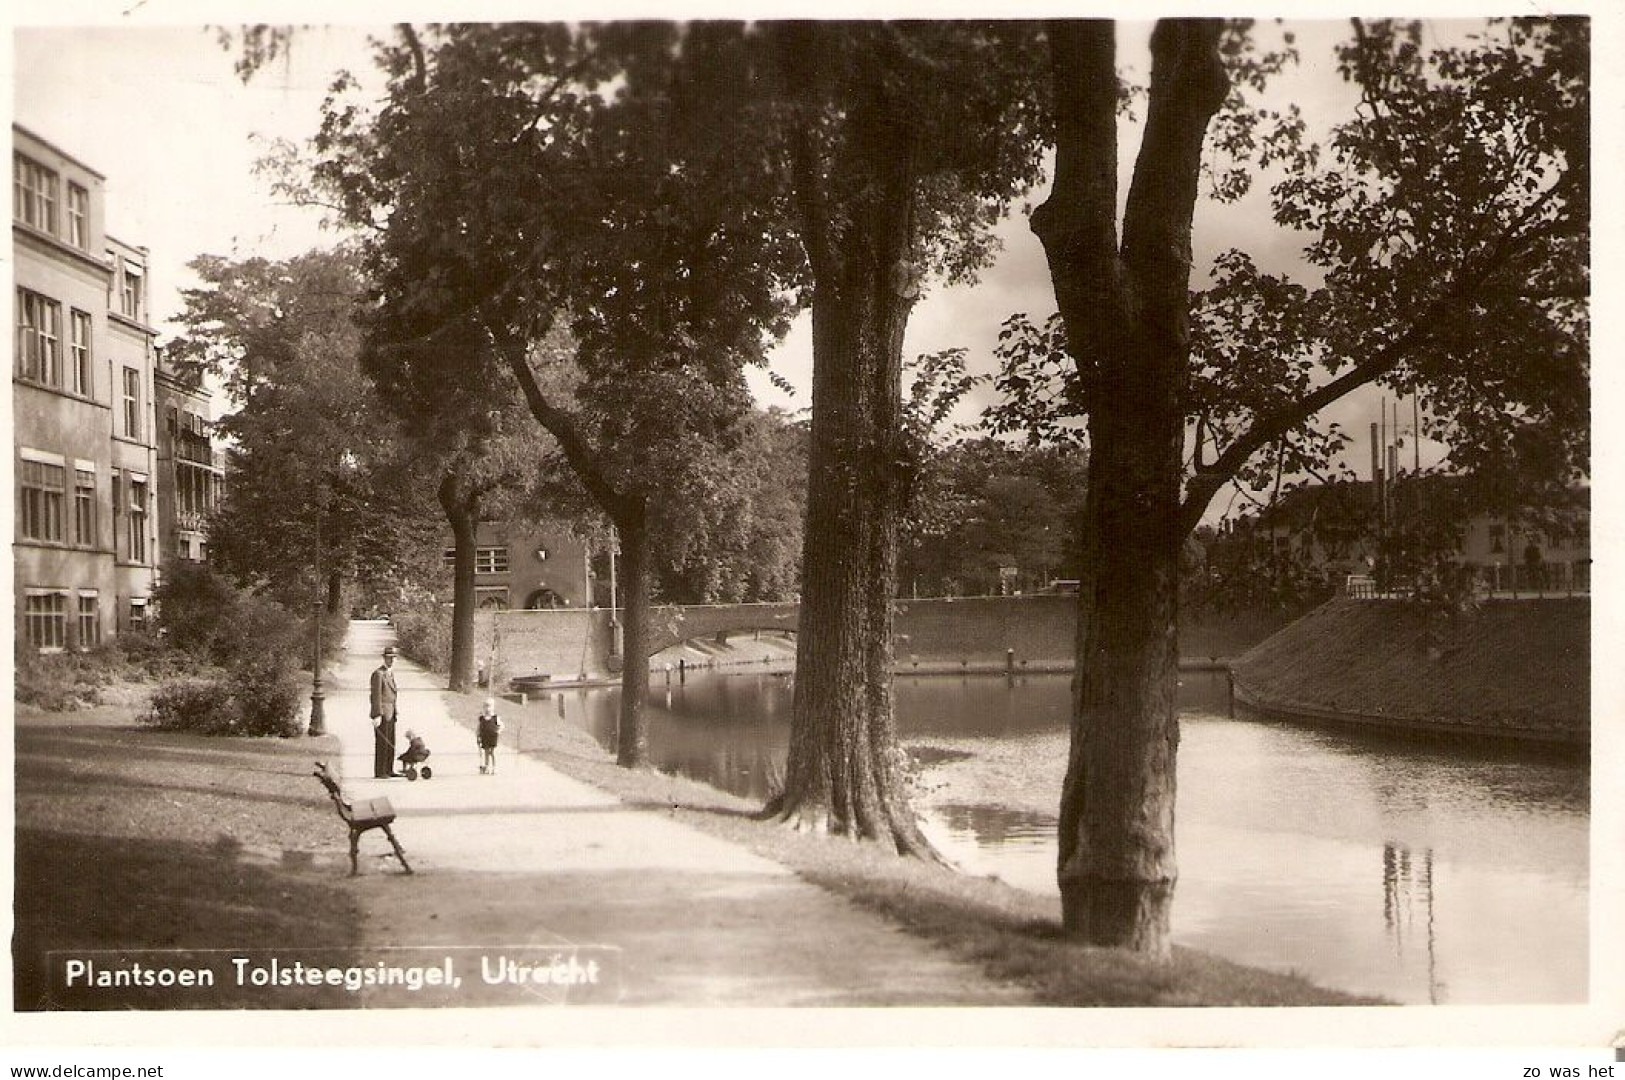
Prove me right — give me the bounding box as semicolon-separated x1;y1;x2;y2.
371;645;400;778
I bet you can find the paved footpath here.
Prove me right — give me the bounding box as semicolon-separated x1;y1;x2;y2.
322;620;1031;1006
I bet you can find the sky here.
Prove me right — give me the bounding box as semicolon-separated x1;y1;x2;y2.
7;7;1598;520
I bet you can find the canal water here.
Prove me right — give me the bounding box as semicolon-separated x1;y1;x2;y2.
518;668;1588;1005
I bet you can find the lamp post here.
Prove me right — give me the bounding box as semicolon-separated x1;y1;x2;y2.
309;509;326;736
310;599;326;735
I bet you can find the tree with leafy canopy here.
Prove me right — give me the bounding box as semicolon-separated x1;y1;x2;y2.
902;436;1088;598
167;249;441;614
353;300;562;693
758;22;1049;854
285;23;803;766
654;406;809;606
995;17;1586;954
227;16;1044;850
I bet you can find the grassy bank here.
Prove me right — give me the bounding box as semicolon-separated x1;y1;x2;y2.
1232;597;1588;742
13;689;365;1010
442;687;1379;1007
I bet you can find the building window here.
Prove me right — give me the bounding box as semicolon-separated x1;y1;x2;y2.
122;367;141;439
475;587;510;610
25;592;68;652
16;289;62;387
70;310;92;396
67;182;89;248
445;547;512;573
120;266;143;320
14;154;58;234
77;593;100;650
128;598;149;633
20;457;66;542
74;467;96;546
129;478;149;563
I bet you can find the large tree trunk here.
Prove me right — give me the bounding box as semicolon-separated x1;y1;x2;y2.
438;472;479;693
1058;359;1187;954
326;569;343;617
1034;19;1229;955
614;504;652;768
770;50;934;857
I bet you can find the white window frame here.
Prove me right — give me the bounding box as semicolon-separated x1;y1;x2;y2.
476;546;510;574
17;289;62;387
67;182;89;248
120;263;143;320
19;450;67;543
77;591;100;650
24;589;69;653
73;463;96;547
14;154;58;234
69;309;92;396
122;366;141;439
128;475;149;563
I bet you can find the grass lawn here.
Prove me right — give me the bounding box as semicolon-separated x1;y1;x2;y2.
1233;596;1588;738
14;689;365;1010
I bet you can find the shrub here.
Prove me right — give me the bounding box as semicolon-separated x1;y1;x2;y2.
143;677;234;734
229;654;306;737
14;646;105;712
216;592;305;673
156;564;307;673
143;566;313;738
154;562;240;660
12;640;144;711
392;610;451;674
142;658;306;738
112;630;188;680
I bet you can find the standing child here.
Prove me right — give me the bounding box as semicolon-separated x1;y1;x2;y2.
476;698;503;775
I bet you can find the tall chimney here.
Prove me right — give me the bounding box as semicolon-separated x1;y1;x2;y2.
1413;395;1421;474
1371;422;1382;507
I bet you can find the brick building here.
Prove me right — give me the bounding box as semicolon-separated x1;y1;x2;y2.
13;125;160;649
442;522;592;610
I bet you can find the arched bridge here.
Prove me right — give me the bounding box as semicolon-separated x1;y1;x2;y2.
646;601;801;654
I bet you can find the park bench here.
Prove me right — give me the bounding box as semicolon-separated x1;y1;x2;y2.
312;761;413;876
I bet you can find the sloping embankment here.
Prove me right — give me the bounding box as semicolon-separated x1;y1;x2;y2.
1231;596;1588;747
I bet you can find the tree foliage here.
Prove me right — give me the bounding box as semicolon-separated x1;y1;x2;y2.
292;23;806;764
1011;17;1587;955
166;250;440;609
655;408;809;605
998;18;1587;525
903;437;1087;597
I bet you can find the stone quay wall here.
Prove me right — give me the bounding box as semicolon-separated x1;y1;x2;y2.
475;596;1297;685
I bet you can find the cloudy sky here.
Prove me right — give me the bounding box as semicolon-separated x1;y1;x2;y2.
12;7;1583;518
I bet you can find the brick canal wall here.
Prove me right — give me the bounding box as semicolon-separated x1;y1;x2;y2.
476;596;1298;684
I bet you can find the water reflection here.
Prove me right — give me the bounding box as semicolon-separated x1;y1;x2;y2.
1383;843;1443;1005
931;804;1055;848
518;669;1587;1005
